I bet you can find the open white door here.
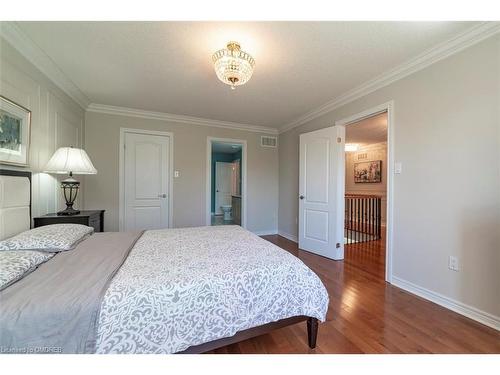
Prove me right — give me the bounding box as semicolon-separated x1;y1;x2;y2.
299;125;345;260
215;162;233;214
124;131;170;231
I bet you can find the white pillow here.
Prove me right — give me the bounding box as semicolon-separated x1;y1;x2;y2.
0;250;54;291
0;224;94;252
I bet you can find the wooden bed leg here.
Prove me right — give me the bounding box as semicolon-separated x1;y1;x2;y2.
307;317;318;349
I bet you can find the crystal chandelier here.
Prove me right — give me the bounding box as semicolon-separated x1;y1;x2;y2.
212;41;255;89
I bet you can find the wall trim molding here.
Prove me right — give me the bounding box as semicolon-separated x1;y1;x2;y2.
88;103;279;135
206;137;249;229
271;233;500;330
277;230;298;243
5;21;498;136
253;229;278;236
0;22;91;109
392;276;500;331
279;22;500;134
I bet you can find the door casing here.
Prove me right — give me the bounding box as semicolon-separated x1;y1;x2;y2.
335;101;395;283
206;137;247;228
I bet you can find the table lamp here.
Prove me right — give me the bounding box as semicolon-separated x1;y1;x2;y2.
44;146;97;215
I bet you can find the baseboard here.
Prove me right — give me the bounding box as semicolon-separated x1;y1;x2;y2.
277;230;298;243
392;276;500;331
253;229;278;236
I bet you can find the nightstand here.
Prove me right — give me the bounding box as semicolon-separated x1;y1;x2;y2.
34;210;105;232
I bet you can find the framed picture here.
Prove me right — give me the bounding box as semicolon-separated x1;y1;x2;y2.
354;160;382;183
0;96;31;166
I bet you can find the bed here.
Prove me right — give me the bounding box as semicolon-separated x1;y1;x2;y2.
0;170;329;354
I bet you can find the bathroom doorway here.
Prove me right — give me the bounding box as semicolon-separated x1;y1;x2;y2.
206;137;247;227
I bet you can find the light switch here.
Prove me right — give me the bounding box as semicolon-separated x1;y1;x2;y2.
394;162;402;174
448;256;460;271
174;170;180;178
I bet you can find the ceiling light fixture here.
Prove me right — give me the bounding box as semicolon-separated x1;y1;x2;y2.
345;144;359;152
212;41;255;90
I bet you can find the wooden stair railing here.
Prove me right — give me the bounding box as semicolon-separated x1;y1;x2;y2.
345;194;382;244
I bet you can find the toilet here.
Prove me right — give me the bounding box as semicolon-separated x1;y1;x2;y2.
221;205;232;221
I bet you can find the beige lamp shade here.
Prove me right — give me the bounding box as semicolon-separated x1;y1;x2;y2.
44;147;97;175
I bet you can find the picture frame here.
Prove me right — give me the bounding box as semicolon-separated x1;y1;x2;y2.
354;160;382;183
0;95;31;166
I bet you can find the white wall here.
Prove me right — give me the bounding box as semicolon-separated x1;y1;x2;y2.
278;35;500;325
84;111;279;234
345;142;387;224
0;38;85;219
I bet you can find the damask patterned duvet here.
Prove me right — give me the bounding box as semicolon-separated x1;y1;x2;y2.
95;226;329;353
0;226;328;354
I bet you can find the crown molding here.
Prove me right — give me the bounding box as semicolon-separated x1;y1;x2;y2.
3;21;498;132
0;21;91;109
87;103;279;135
279;22;500;134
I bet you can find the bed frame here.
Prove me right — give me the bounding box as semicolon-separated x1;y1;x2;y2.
0;169;32;240
0;169;319;354
179;316;318;353
0;169;31;190
0;169;32;178
182;315;318;354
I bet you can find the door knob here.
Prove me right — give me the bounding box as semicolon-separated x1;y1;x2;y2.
158;194;167;198
299;195;305;200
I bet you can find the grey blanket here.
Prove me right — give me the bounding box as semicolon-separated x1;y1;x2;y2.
0;231;143;354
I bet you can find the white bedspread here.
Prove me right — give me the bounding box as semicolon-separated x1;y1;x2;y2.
95;226;329;353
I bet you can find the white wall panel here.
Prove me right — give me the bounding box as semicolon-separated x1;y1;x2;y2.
49;92;84;211
0;38;85;221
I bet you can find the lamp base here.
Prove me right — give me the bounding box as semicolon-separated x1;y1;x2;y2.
58;174;80;216
57;207;81;216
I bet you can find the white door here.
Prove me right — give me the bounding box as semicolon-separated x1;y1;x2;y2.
124;132;170;231
299;126;345;260
215;162;233;214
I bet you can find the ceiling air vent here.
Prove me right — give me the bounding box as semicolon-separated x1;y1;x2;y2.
261;136;278;148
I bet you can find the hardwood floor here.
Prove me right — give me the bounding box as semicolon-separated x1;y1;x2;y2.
210;235;500;354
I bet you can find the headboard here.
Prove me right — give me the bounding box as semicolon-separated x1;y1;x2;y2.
0;169;31;240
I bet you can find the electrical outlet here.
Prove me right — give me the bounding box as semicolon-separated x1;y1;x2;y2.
448;256;460;271
174;170;180;178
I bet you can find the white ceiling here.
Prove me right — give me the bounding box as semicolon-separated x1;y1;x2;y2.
15;21;479;129
346;112;387;146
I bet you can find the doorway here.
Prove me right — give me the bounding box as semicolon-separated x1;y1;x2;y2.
297;102;394;281
336;101;394;282
119;128;174;231
343;111;388;279
206;137;247;228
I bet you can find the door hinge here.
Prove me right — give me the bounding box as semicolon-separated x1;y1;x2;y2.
336;242;341;248
337;137;342;143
